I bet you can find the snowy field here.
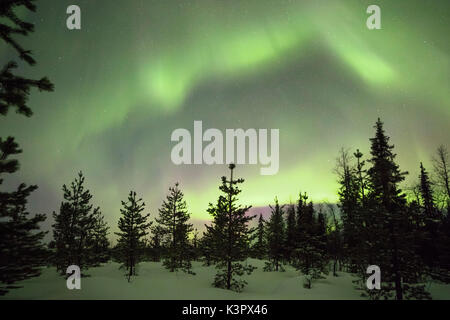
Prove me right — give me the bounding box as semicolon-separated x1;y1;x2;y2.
2;259;450;300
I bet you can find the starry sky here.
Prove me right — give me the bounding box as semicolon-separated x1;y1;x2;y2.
1;0;449;240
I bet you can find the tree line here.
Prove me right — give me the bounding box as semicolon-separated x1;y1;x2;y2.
3;119;449;298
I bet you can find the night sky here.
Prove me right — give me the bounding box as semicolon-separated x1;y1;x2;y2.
1;0;449;240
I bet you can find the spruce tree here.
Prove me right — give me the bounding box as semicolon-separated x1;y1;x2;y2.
155;183;194;274
0;0;54;117
292;196;328;288
0;138;48;295
364;118;429;300
264;198;285;271
206;164;256;292
52;172;107;274
251;214;266;259
0;0;53;295
284;203;296;263
115;191;152;282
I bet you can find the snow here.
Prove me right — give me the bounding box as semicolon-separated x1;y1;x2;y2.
2;259;449;300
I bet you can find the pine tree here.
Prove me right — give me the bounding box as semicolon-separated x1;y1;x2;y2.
155;183;194;274
251;214;266;259
294;192;308;245
206;164;256;292
291;199;329;289
0;138;48;295
0;0;54;117
115;191;152;282
364;118;429;300
0;0;53;295
284;203;296;262
264;198;285;271
52;172;107;274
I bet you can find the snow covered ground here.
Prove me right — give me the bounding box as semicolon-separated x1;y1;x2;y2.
2;259;450;300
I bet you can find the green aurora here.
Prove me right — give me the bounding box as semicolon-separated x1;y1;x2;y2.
1;0;449;239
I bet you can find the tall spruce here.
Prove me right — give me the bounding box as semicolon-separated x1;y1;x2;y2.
365;118;429;299
284;203;296;262
155;183;194;274
0;0;53;295
264;198;285;271
206;164;256;292
52;172;107;274
252;214;266;259
115;191;152;282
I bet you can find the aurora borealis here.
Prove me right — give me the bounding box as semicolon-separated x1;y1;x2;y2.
1;0;449;240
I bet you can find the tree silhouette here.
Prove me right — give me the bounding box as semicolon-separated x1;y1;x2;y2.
264;198;285;272
0;0;54;117
155;183;194;274
115;191;152;282
251;214;266;260
284;203;296;263
52;172;108;274
206;164;256;292
0;0;53;295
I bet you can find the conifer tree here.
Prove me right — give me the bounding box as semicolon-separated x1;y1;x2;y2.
264;198;285;271
0;0;54;117
292;199;329;289
155;183;194;274
364;118;429;300
52;172;107;274
0;0;53;295
251;214;266;259
0;138;48;295
294;192;308;245
206;164;256;292
115;191;152;282
284;203;296;262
